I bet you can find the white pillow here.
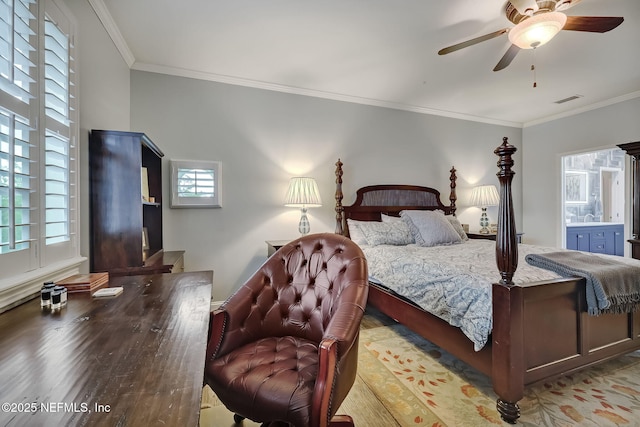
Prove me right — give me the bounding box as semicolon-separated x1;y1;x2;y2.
446;215;469;241
346;219;370;246
400;210;462;247
357;220;413;246
381;213;402;223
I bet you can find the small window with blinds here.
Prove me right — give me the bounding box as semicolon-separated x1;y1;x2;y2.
170;160;222;208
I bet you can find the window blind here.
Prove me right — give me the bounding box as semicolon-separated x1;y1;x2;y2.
177;168;215;198
44;12;72;246
170;160;222;208
0;0;78;280
0;0;36;255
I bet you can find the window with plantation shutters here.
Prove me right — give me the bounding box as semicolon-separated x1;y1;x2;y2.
0;0;36;104
0;0;79;294
170;160;222;208
44;12;72;247
0;0;37;261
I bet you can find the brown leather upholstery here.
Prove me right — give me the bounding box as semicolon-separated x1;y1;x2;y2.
205;233;368;427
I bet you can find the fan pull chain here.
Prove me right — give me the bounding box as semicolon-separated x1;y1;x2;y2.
531;48;537;88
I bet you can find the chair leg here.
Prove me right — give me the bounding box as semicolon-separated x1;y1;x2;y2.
329;415;354;427
233;414;245;424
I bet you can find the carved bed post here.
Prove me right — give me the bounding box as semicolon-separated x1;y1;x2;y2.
449;167;457;216
492;137;523;424
495;137;518;284
335;159;344;235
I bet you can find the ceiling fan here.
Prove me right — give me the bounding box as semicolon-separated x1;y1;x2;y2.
438;0;624;71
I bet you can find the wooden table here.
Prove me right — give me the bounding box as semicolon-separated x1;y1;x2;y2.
0;271;212;426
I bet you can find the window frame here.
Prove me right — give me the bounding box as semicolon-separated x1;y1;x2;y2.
170;159;222;208
0;0;82;311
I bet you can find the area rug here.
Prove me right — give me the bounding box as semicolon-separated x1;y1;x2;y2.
359;324;640;426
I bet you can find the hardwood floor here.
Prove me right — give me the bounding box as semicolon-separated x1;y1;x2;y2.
199;307;401;427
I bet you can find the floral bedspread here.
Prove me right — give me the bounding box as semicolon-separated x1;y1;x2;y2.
362;239;563;351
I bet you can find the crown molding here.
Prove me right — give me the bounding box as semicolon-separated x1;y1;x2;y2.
523;90;640;128
131;62;524;129
88;0;135;67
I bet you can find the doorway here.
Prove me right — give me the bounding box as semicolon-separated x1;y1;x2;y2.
562;148;625;254
600;168;624;223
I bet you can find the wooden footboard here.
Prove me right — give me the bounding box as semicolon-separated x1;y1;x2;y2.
493;277;640;422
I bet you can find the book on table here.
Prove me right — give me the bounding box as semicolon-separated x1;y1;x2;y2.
55;272;109;293
92;287;123;298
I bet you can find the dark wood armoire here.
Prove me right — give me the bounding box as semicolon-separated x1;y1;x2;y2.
89;130;184;276
617;141;640;260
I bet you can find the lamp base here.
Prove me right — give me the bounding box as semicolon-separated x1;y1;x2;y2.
298;208;310;236
479;208;490;234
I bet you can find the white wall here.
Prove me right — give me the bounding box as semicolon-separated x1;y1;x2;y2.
63;0;131;272
130;71;522;301
522;97;640;248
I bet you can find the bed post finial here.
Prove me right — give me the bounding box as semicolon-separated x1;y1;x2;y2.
449;166;457;216
335;159;344;235
494;137;518;286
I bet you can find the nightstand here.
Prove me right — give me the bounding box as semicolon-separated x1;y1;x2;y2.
467;232;523;243
266;240;292;257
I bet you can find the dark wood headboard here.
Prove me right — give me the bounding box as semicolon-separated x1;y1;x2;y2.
333;136;518;287
333;162;457;237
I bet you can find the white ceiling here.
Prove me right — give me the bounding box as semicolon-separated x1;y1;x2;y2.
95;0;640;127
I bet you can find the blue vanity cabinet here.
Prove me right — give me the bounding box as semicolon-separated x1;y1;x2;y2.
566;228;591;252
566;224;624;256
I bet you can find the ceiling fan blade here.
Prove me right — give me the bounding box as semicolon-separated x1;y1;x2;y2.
562;16;624;33
493;44;520;71
438;29;509;55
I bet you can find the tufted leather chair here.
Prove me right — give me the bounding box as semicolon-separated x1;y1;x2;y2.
205;233;368;427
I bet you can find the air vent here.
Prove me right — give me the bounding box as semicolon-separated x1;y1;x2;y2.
554;95;583;104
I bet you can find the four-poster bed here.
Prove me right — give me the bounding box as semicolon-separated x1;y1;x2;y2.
333;137;640;423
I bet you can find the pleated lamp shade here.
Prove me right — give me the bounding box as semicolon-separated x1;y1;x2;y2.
284;177;322;207
470;185;499;207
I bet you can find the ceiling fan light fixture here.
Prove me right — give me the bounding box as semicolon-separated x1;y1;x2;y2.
508;12;567;49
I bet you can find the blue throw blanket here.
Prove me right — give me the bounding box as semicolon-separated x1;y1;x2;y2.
525;251;640;315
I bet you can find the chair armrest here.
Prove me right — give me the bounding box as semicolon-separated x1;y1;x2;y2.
311;338;339;427
323;281;367;356
205;309;227;361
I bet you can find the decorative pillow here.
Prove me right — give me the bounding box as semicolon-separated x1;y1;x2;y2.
346;219;370;246
400;210;462;247
357;220;413;246
381;213;402;223
446;215;469;241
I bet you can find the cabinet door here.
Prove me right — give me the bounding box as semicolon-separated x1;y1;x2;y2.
613;228;625;256
90;132;144;271
567;229;590;251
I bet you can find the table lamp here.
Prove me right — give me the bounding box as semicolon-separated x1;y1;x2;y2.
470;184;499;234
284;177;322;235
